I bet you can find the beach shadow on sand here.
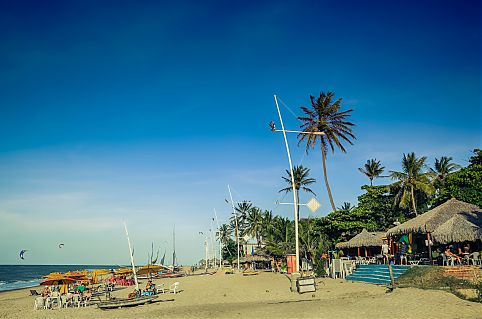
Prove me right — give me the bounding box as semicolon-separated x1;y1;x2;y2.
267;299;321;304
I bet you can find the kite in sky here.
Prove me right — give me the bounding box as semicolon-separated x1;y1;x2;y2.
19;250;27;259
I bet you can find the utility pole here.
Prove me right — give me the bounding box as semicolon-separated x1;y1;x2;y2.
273;95;300;273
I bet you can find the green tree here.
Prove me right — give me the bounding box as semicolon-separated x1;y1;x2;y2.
469;148;482;165
389;152;434;215
430;156;461;188
217;224;232;248
358;159;385;186
260;210;274;239
221;238;237;263
245;207;263;246
297;91;356;212
264;216;294;257
434;149;482;207
338;202;354;212
279;165;316;220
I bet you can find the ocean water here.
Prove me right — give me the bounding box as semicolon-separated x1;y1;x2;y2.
0;265;121;292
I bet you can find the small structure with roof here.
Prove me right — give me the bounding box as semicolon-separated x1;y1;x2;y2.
386;198;482;264
336;229;386;257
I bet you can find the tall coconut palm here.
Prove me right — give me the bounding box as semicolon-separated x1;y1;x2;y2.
245;207;263;246
389;152;434;216
358;159;385;186
229;201;252;256
279;165;316;219
234;201;252;233
298;92;355;212
430;156;461;184
218;224;232;247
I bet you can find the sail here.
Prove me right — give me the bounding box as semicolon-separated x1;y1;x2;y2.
160;251;166;265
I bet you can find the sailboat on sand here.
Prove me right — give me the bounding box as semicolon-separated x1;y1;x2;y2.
97;222;158;310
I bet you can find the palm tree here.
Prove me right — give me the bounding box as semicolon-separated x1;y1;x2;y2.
338;202;354;212
298;92;356;212
245;207;263;246
234;201;252;233
228;201;252;256
279;165;316;219
430;156;461;184
389;152;434;216
358;159;385;186
218;224;232;247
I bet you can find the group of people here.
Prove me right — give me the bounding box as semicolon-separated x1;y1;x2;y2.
127;280;157;298
39;283;93;308
438;243;472;265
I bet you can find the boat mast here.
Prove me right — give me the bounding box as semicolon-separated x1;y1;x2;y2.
172;225;176;267
124;222;139;291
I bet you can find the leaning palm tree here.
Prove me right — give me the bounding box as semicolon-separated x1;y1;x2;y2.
430;156;461;183
358;159;385;186
279;165;316;218
298;92;356;212
389;152;434;216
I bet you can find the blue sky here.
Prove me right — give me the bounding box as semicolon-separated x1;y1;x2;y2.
0;0;480;265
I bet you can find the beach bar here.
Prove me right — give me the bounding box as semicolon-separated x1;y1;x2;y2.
386;198;482;265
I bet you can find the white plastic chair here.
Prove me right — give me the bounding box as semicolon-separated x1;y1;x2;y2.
60;295;71;308
332;259;344;279
169;282;180;294
50;291;61;309
469;252;480;265
156;283;166;294
34;297;45;310
72;294;83;308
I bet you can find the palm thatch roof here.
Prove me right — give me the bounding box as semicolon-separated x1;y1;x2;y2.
335;241;349;249
336;229;385;249
386;198;481;236
431;213;482;244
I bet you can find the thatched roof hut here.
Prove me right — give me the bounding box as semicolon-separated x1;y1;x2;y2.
431;213;482;244
336;229;384;249
386;198;481;237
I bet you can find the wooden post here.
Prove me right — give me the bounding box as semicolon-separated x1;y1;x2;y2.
388;263;395;291
365;247;368;257
427;233;433;264
357;247;360;257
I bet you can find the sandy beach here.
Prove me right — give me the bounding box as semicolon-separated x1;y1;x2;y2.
1;272;481;319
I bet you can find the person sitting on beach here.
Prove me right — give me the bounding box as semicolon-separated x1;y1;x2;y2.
76;283;86;294
127;290;138;299
42;286;50;299
444;247;462;263
145;280;154;292
82;288;92;300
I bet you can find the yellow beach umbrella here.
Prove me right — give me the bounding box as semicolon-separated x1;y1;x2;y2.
136;264;162;276
114;268;133;275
